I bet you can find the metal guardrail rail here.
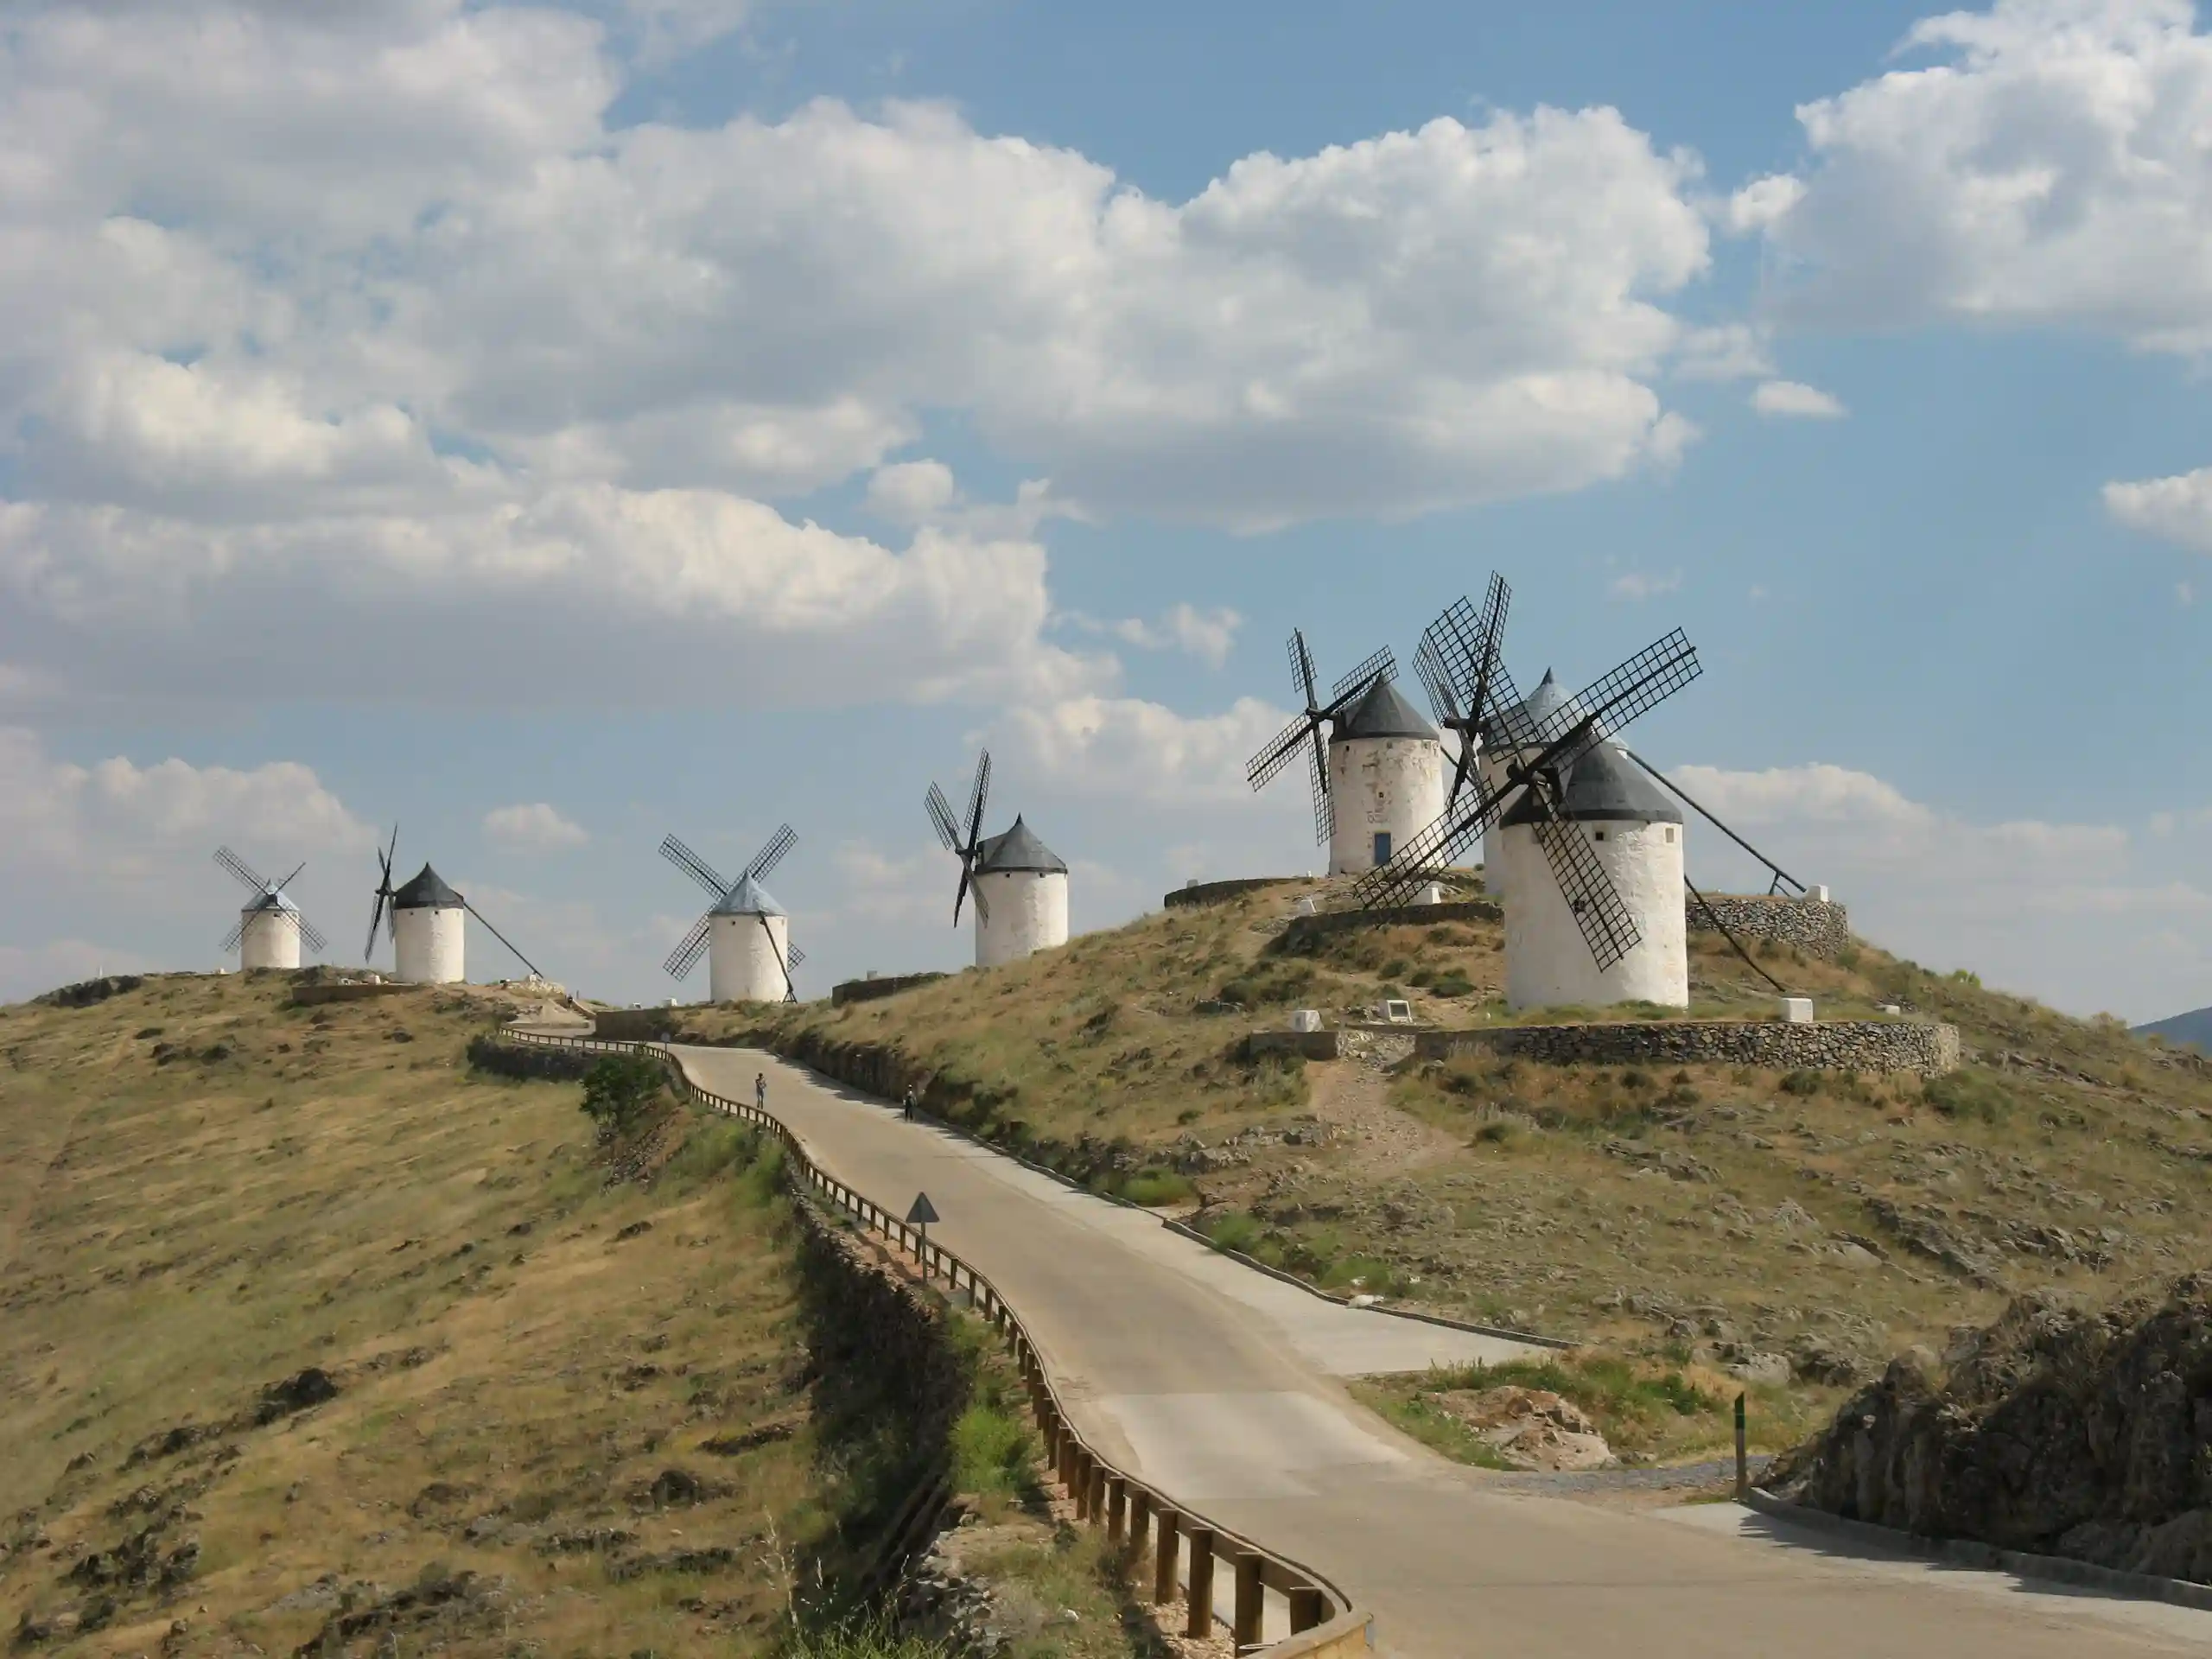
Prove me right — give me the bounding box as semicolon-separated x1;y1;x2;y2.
502;1028;1372;1656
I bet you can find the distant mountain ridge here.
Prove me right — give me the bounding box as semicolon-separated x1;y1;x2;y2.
2135;1006;2212;1053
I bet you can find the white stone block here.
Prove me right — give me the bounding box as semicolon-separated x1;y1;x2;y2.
1781;996;1815;1024
1382;999;1414;1025
1878;1003;1902;1016
1804;884;1830;904
1288;1008;1323;1033
1415;882;1443;906
1293;897;1317;917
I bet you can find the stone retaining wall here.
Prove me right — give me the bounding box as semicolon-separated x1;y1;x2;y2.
289;981;413;1007
1687;893;1851;959
1416;1018;1959;1075
1243;1030;1343;1061
831;971;950;1007
1163;876;1303;909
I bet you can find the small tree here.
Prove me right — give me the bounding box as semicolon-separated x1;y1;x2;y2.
581;1052;667;1135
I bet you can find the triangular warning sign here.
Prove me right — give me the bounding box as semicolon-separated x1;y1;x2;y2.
905;1192;940;1226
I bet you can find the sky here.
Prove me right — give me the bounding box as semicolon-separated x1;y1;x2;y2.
6;0;2212;1020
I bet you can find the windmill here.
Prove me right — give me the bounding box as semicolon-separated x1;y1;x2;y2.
363;824;545;985
1355;574;1702;1008
1244;633;1399;852
925;750;1071;968
925;747;993;926
660;824;804;1004
215;846;327;971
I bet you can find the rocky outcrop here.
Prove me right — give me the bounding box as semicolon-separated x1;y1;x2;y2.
1764;1274;2212;1582
1434;1387;1614;1471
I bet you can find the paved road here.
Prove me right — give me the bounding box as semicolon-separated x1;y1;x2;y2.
674;1043;2212;1658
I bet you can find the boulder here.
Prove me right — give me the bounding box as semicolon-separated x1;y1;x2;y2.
1764;1274;2212;1581
1433;1386;1615;1472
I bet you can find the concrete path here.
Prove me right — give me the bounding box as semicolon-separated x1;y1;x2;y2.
673;1043;2212;1658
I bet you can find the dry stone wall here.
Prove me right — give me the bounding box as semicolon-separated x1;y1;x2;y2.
1417;1019;1959;1075
1687;893;1851;959
831;971;950;1008
1163;876;1303;909
1279;899;1502;948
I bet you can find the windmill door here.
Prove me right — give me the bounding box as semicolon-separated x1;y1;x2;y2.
1372;831;1392;866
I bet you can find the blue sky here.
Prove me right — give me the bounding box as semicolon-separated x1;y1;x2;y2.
6;0;2212;1019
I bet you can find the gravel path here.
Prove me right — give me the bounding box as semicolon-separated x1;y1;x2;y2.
1489;1454;1774;1495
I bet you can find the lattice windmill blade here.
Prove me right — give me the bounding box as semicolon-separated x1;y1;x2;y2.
1330;645;1396;705
1522;630;1701;785
1529;811;1643;972
746;823;797;884
214;845;271;893
1247;711;1322;790
1413;633;1459;728
664;913;712;979
963;750;993;847
660;833;729;900
365;825;399;963
925;783;961;851
1307;741;1332;847
296;915;329;955
789;943;806;969
1288;630;1322;714
1348;779;1518;909
222;918;248;953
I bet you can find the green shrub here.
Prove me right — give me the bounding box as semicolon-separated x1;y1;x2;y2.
1429;970;1475;998
1120;1169;1195;1207
1205;1211;1265;1255
580;1052;668;1133
1779;1069;1821;1097
949;1403;1031;1497
1922;1069;2012;1123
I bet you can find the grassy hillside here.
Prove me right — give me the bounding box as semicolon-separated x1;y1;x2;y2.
702;879;2212;1424
0;973;1155;1658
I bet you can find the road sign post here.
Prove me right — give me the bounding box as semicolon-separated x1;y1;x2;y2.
906;1192;939;1280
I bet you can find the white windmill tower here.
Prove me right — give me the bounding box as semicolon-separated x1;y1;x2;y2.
365;825;544;986
1357;575;1701;1013
213;846;327;970
925;750;1070;968
1245;633;1446;877
659;825;805;1004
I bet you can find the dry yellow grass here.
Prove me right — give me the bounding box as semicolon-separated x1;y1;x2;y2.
0;971;819;1656
692;880;2212;1407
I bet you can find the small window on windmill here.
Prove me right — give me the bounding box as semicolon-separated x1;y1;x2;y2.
1592;830;1607;842
1665;827;1675;843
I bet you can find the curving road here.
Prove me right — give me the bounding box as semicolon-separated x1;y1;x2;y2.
672;1042;2212;1659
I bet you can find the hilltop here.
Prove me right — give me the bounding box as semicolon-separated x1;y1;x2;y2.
0;972;1158;1658
690;877;2212;1439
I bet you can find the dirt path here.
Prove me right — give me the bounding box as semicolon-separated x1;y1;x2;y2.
1303;1039;1459;1175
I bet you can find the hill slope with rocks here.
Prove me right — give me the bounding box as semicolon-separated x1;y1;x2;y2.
683;876;2212;1442
0;972;1161;1659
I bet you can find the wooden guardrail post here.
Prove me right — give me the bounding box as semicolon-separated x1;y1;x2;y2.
1185;1529;1216;1639
1735;1391;1749;1500
1128;1489;1151;1559
1287;1586;1326;1633
1087;1463;1108;1528
1153;1510;1180;1604
1232;1551;1263;1651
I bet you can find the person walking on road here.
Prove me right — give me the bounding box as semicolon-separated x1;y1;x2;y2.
902;1087;915;1122
754;1072;766;1113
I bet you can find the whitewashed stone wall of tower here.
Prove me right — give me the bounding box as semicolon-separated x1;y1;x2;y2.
1328;737;1446;876
1505;818;1687;1010
975;869;1069;967
394;905;465;985
239;909;301;971
709;911;790;1003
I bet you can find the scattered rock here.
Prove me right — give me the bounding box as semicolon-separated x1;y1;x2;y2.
613;1220;654;1243
255;1368;338;1424
698;1419;800;1456
1432;1386;1615;1471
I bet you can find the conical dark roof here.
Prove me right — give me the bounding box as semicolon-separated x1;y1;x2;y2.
1501;741;1681;827
243;888;299;915
392;862;463;909
1335;675;1438;741
975;816;1067;874
710;871;785;917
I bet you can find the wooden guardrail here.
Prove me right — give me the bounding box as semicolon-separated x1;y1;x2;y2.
501;1028;1372;1656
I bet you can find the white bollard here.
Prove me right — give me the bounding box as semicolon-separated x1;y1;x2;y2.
1288;1009;1323;1033
1781;997;1815;1024
1803;885;1830;904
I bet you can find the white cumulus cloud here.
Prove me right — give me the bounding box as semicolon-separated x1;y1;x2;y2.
1751;380;1847;419
483;802;589;853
